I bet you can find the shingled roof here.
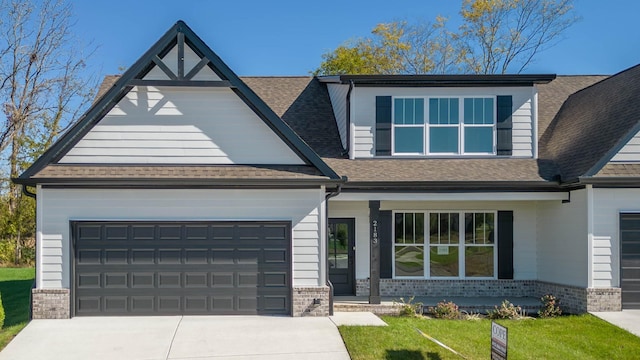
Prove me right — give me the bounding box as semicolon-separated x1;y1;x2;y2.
26;66;640;187
542;64;640;182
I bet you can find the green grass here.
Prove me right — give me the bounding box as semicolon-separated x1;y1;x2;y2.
0;268;34;350
340;315;640;360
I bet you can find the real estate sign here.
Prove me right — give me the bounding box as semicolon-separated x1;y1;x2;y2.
491;322;508;360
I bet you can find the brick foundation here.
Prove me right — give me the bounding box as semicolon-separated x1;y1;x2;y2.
356;279;622;314
292;286;330;316
32;289;70;319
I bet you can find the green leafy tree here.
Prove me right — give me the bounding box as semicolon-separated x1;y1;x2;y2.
315;0;577;75
0;0;96;264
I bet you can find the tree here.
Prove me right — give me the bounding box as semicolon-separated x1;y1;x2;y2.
0;0;96;264
315;0;577;75
460;0;576;74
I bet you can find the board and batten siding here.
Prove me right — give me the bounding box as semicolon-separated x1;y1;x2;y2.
36;188;325;289
592;188;640;288
329;200;538;280
349;87;535;158
536;189;589;287
59;86;304;165
610;130;640;163
326;83;349;149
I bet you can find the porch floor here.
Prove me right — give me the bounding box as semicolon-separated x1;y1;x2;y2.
334;296;541;315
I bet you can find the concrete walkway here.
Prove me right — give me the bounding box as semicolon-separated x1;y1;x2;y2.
330;311;387;326
591;310;640;337
0;316;351;360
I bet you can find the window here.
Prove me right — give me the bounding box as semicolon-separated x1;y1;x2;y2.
393;211;497;279
391;97;496;155
393;98;424;154
394;212;425;277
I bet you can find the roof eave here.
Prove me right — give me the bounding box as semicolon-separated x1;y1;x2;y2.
576;176;640;187
341;180;562;192
13;177;344;188
317;74;557;87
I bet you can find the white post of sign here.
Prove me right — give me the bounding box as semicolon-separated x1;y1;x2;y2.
491;322;508;360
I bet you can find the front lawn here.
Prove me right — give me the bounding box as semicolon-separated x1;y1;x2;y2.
0;268;35;350
340;315;640;359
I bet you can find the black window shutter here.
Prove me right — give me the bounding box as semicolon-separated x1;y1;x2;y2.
496;95;513;156
379;210;393;278
497;211;514;279
376;96;392;156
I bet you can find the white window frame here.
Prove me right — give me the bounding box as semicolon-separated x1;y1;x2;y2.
390;96;497;156
392;210;498;280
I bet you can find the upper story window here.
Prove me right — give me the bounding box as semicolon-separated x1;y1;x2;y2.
392;96;496;155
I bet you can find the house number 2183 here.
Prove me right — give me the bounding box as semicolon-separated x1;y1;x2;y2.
372;220;378;245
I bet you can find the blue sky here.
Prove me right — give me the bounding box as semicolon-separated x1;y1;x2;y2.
71;0;640;76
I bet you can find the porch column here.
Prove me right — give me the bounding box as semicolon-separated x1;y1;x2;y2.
369;200;381;304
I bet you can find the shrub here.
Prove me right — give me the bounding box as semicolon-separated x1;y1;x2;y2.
428;301;462;319
488;300;526;320
538;294;562;318
0;292;4;329
394;296;423;317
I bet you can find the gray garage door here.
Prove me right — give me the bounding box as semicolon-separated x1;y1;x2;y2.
621;214;640;309
73;221;291;316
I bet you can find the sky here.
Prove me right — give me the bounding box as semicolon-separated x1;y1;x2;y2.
70;0;640;77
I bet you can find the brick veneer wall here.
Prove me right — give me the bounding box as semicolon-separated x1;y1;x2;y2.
292;286;330;316
356;279;622;314
32;289;70;319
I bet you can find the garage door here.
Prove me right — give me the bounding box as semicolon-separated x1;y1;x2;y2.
621;214;640;309
73;221;291;316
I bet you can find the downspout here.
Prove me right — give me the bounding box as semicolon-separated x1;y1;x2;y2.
343;80;354;157
22;185;36;198
325;178;345;315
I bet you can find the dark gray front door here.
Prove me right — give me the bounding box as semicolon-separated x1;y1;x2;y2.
621;214;640;309
73;221;291;316
328;218;355;295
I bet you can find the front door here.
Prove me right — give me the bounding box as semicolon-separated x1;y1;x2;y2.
328;218;355;295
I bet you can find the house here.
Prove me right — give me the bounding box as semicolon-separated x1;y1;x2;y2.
14;21;640;318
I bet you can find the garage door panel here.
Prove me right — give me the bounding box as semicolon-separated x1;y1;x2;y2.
74;221;291;316
131;296;155;312
78;273;101;288
132;225;155;240
105;225;128;240
132;250;155;264
158;296;181;312
185;249;208;264
104;273;128;288
77;250;101;264
105;249;128;264
131;272;154;288
184;273;208;288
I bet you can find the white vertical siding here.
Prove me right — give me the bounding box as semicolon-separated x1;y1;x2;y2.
350;87;534;158
536;189;588;287
610;131;640;162
592;188;640;287
329;200;538;280
37;188;324;289
326;84;349;150
144;44;221;81
59;87;304;165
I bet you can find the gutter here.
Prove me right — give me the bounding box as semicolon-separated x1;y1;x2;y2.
324;177;346;315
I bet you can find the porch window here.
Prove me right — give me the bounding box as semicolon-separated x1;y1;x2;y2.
393;211;497;279
394;212;425;277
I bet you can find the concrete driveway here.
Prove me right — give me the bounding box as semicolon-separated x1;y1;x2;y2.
0;316;351;360
591;310;640;337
